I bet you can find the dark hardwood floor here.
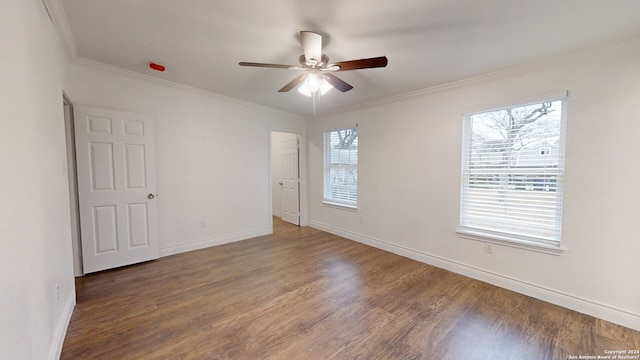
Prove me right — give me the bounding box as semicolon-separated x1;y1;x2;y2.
62;217;639;359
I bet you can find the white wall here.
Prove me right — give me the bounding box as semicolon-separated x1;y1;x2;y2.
65;61;305;257
0;1;76;359
307;37;640;330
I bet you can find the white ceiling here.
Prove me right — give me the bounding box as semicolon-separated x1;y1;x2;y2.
59;0;640;116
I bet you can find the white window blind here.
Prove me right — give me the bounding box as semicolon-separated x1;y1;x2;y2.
459;99;567;245
323;128;358;207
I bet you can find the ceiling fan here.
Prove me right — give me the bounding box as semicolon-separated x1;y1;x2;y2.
239;31;388;96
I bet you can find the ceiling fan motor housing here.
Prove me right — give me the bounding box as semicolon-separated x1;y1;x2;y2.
299;54;330;68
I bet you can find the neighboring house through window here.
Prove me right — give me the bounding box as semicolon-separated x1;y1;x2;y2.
323;127;358;208
458;98;567;252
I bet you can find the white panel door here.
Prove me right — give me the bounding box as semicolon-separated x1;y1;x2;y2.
280;134;300;225
74;106;159;273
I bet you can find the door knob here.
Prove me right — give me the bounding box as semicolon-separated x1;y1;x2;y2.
147;193;157;199
278;182;283;186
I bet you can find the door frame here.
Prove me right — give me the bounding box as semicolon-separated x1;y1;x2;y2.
269;128;307;228
63;93;83;276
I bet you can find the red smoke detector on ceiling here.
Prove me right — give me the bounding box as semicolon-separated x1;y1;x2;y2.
149;62;165;72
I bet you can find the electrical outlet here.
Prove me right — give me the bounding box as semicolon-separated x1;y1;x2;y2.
484;243;493;254
360;216;365;224
55;284;60;301
200;220;206;228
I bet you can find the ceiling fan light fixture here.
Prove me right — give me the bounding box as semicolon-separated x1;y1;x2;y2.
305;73;321;92
298;76;333;97
319;79;333;95
297;86;312;97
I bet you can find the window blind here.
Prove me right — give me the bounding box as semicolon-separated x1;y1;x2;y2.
460;99;566;244
324;128;358;206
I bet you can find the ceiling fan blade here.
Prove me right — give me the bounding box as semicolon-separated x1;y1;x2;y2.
239;62;295;69
332;56;388;72
324;73;353;92
278;74;307;92
300;31;322;64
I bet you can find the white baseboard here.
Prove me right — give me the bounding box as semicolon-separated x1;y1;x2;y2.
309;220;640;331
272;210;283;218
160;227;272;257
47;290;76;360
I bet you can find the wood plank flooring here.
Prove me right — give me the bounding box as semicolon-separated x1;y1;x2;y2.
62;218;639;359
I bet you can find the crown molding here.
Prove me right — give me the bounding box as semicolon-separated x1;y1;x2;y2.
43;0;301;119
311;58;571;119
71;57;302;119
45;1;639;121
43;0;78;59
310;34;640;119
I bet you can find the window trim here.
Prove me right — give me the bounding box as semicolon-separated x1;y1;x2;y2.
456;228;565;255
322;200;358;211
458;96;567;253
323;127;358;208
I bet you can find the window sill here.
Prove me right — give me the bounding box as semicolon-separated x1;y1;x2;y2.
456;228;565;256
322;201;358;211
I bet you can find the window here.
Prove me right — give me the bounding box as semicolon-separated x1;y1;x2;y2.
459;98;567;250
323;128;358;207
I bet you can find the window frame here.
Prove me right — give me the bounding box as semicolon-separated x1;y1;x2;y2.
322;127;358;209
457;97;568;255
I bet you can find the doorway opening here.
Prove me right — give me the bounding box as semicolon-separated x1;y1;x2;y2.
270;131;302;226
